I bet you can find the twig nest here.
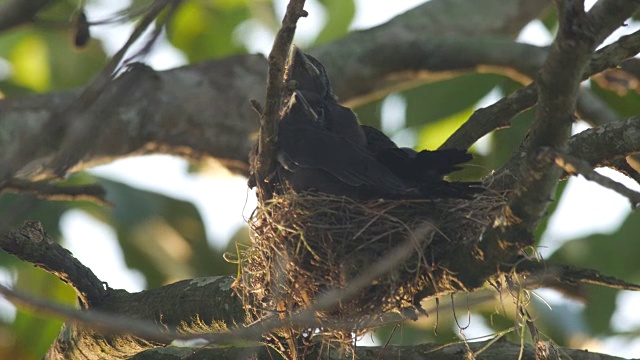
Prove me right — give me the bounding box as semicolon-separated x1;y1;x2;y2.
236;190;503;346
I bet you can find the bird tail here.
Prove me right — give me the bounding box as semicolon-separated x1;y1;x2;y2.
412;149;473;178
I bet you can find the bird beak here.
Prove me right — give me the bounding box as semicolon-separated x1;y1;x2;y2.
286;45;321;80
283;90;319;121
284;45;331;98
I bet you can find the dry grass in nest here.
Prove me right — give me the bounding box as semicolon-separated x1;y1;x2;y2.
235;189;505;349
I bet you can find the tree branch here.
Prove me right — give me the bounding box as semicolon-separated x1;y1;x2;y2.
0;0;550;182
503;0;639;237
1;221;106;308
568;116;640;170
540;147;640;208
131;339;629;360
442;27;640;151
254;0;307;202
2;179;108;205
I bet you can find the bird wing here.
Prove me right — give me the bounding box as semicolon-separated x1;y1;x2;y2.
279;123;406;192
414;149;473;177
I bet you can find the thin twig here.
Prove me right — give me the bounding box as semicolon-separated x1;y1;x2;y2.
3;179;109;205
514;261;640;292
0;222;435;348
442;25;640;151
254;0;307;203
0;284;175;343
538;147;640;208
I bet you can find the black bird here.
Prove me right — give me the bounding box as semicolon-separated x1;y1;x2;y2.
361;125;482;199
277;90;407;196
275;46;481;199
284;47;367;148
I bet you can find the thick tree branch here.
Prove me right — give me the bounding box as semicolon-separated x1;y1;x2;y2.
312;0;551;105
0;275;247;359
1;221;106;308
0;1;183;186
502;1;639;238
0;220;245;358
4;217;639;359
0;0;549;182
0;56;265;179
2;2;640;358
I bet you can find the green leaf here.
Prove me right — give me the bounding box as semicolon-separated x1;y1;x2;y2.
484;80;534;169
549;211;640;334
535;180;568;242
417;107;475;150
353;97;384;129
167;0;250;62
314;0;355;45
85;177;232;288
540;6;558;33
591;81;640;117
39;31;107;90
248;0;278;31
404;73;506;129
7;34;50;92
11;266;76;360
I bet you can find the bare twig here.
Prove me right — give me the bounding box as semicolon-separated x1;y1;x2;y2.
0;284;175;343
3;179;109;205
254;0;307;202
514;261;640;292
538;147;640;208
442;26;640;151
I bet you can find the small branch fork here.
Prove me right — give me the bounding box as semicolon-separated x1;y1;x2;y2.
538;147;640;208
441;28;640;152
501;0;640;238
0;0;181;188
254;0;308;203
513;261;640;292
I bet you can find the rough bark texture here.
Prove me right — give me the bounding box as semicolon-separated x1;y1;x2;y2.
0;0;550;182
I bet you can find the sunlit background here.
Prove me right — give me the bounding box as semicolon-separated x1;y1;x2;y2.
1;0;640;358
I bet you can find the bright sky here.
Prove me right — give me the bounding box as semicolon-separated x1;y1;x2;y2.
2;0;640;357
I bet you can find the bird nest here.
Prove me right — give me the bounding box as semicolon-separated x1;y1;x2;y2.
234;189;505;352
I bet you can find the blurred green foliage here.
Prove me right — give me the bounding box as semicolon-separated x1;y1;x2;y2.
0;1;638;359
167;0;251;62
